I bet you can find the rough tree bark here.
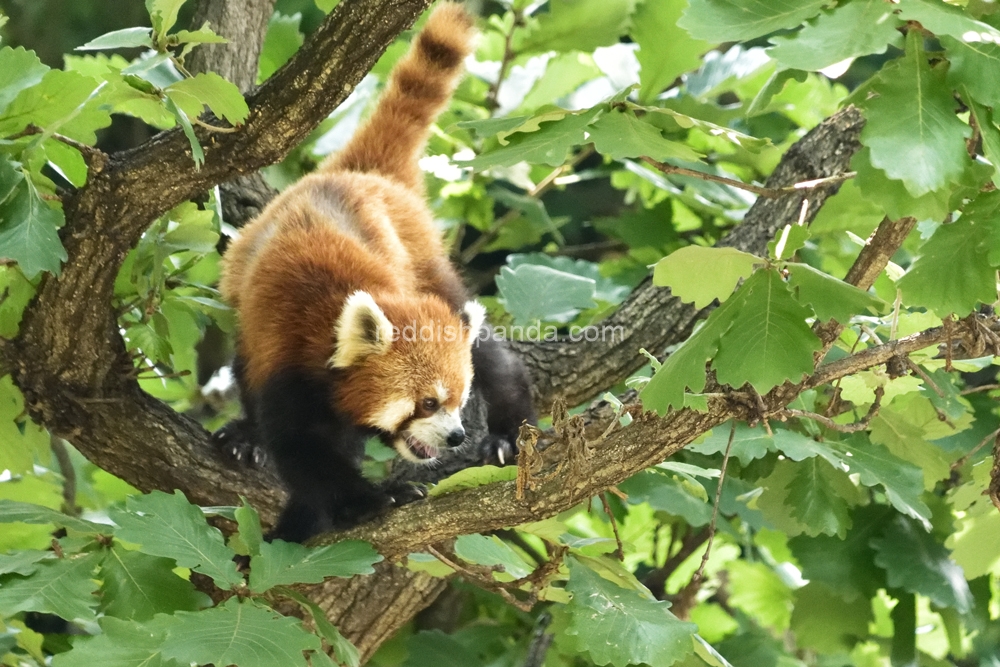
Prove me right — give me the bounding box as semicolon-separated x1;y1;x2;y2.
0;0;938;660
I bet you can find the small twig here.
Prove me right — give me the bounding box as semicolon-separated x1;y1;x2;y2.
691;421;736;586
952;427;1000;471
460;146;594;263
780;385;885;433
905;358;945;397
599;493;624;561
485;9;523;112
6;123;108;171
50;436;79;517
961;383;1000;395
425;543;567;613
640;156;854;199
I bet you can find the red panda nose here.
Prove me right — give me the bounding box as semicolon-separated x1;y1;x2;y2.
446;428;466;447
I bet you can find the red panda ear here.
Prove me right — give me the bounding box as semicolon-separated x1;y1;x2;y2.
461;300;486;345
330;292;394;368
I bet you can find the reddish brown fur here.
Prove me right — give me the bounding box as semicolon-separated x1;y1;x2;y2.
220;4;477;430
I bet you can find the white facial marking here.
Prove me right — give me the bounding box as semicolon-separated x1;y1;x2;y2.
401;409;464;464
434;381;449;403
369;397;413;432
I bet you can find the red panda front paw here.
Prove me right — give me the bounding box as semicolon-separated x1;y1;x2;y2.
478;434;518;467
380;481;428;507
212;419;267;468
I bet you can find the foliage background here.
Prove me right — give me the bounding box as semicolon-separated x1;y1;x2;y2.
1;0;1000;666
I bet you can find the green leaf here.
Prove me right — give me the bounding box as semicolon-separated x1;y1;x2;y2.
944;36;1000;108
632;0;711;103
0;69;111;142
162;94;204;167
859;32;971;197
0;375;49;476
869;409;952;490
454;115;531;140
461;106;601;169
516;52;602;113
784;457;856;538
688;422;774;464
619;470;713;525
772;428;845;468
789;582;873;653
726;560;792;632
897;0;1000;44
160;598;321;667
0;552;102;622
871;515;973;613
0;550;55;576
51;616;183;667
99;544;208;621
248;539;381;593
0;154;23;205
279;587;360;667
768;0;903;72
851;146;952;221
0;177;67;278
454;534;533;579
496;263;597;325
786;263;885;323
652;246;761;308
897;198;1000;317
233;500;263;557
109;490;243;589
166;72;249;125
767;223;809;261
565;558;697;667
0;499;107;534
145;0;186;37
402;630;483;667
643;106;770;152
639;279;743;414
0;46;49;114
516;0;634;55
588;108;703;162
595;200;677;250
172;25;228;46
428;465;517;496
507;253;631;303
77;27;154;51
679;0;827;42
965;94;1000;189
832;436;932;529
713;268;821;394
258;13;304;83
789;505;891;602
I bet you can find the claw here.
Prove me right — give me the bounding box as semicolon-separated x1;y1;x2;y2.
253;449;264;465
232;446;241;460
497;446;505;466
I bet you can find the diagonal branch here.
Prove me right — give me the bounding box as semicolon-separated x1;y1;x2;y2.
514;106;865;409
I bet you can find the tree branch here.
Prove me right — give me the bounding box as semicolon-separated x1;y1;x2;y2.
514;106;865;409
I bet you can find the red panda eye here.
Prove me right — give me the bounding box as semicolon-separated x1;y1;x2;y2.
422;398;439;412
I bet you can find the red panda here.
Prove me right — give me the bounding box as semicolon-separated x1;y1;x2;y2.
217;3;535;542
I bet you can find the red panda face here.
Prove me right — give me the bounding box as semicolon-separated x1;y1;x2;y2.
330;292;485;462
